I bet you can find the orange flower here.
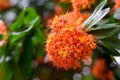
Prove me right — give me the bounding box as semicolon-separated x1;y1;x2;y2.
46;10;95;70
92;59;107;79
114;0;120;10
72;0;96;11
46;28;96;70
0;21;7;34
46;18;53;28
0;0;11;12
111;0;120;13
107;71;114;80
0;21;8;47
54;5;63;15
51;11;90;33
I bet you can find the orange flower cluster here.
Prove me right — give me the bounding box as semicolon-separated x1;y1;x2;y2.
46;11;96;70
0;0;11;12
114;0;120;10
72;0;96;11
111;0;120;13
46;28;96;70
51;11;90;33
46;0;97;70
0;21;8;47
92;59;107;79
92;58;114;80
0;21;7;34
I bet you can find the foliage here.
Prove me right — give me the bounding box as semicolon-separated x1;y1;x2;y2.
0;0;120;80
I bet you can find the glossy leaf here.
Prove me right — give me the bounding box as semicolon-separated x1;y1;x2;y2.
10;17;39;44
21;38;33;78
24;8;40;25
10;8;40;31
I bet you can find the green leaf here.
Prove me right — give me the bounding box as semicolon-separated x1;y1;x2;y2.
96;19;109;25
10;8;40;31
101;36;120;49
10;16;39;44
91;23;120;30
82;75;96;80
0;48;4;56
11;16;39;35
36;50;45;58
106;1;115;8
83;0;109;28
10;10;25;31
110;55;118;64
32;29;46;45
9;32;26;45
10;61;25;80
0;34;4;40
109;14;116;22
21;38;33;78
87;8;110;29
90;28;119;39
24;8;40;25
13;48;21;63
98;40;120;56
32;29;46;57
0;61;12;80
59;2;71;9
